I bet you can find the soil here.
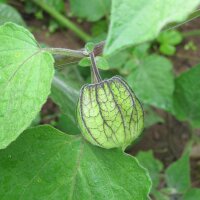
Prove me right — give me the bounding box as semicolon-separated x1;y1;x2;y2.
24;11;200;188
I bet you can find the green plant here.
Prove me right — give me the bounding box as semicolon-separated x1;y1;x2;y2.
136;145;200;200
0;0;200;199
156;30;183;56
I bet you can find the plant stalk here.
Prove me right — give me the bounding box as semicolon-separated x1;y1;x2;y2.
182;29;200;37
90;52;102;83
43;41;105;57
44;47;87;58
33;0;91;42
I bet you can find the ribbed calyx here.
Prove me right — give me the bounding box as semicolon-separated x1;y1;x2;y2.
77;76;144;149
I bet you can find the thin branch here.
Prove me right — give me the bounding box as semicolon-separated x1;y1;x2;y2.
43;41;105;57
182;29;200;37
44;47;87;58
90;52;102;83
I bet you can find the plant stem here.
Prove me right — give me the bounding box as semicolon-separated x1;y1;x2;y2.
90;52;102;83
33;0;91;42
44;47;87;58
182;29;200;37
43;41;105;57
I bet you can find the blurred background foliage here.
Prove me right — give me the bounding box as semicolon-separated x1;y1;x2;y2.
0;0;200;199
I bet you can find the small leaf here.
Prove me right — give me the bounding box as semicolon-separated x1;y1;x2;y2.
165;149;191;193
69;0;111;22
159;44;176;56
0;23;54;149
78;57;91;67
85;42;95;53
96;56;109;70
0;3;26;26
184;41;197;51
104;0;200;55
157;30;183;45
157;31;183;55
127;55;174;110
0;125;151;199
79;56;109;70
172;64;200;127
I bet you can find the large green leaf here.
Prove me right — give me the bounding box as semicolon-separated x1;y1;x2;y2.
0;125;151;199
172;64;200;127
69;0;111;22
0;23;54;149
0;3;25;26
104;0;200;55
127;55;174;110
165;151;191;193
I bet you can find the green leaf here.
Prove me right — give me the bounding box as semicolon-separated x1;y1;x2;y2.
157;30;183;55
85;42;95;53
165;150;191;193
184;41;197;51
96;56;109;70
107;50;130;69
51;73;79;134
132;43;150;59
183;188;200;200
136;151;163;192
0;125;151;199
69;0;111;22
104;0;200;55
121;59;138;75
157;30;183;46
127;55;174;110
79;56;109;70
0;23;54;149
159;44;176;56
172;64;200;127
0;3;25;26
78;57;91;67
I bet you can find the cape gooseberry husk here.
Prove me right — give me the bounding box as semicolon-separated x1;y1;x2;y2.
77;76;144;149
